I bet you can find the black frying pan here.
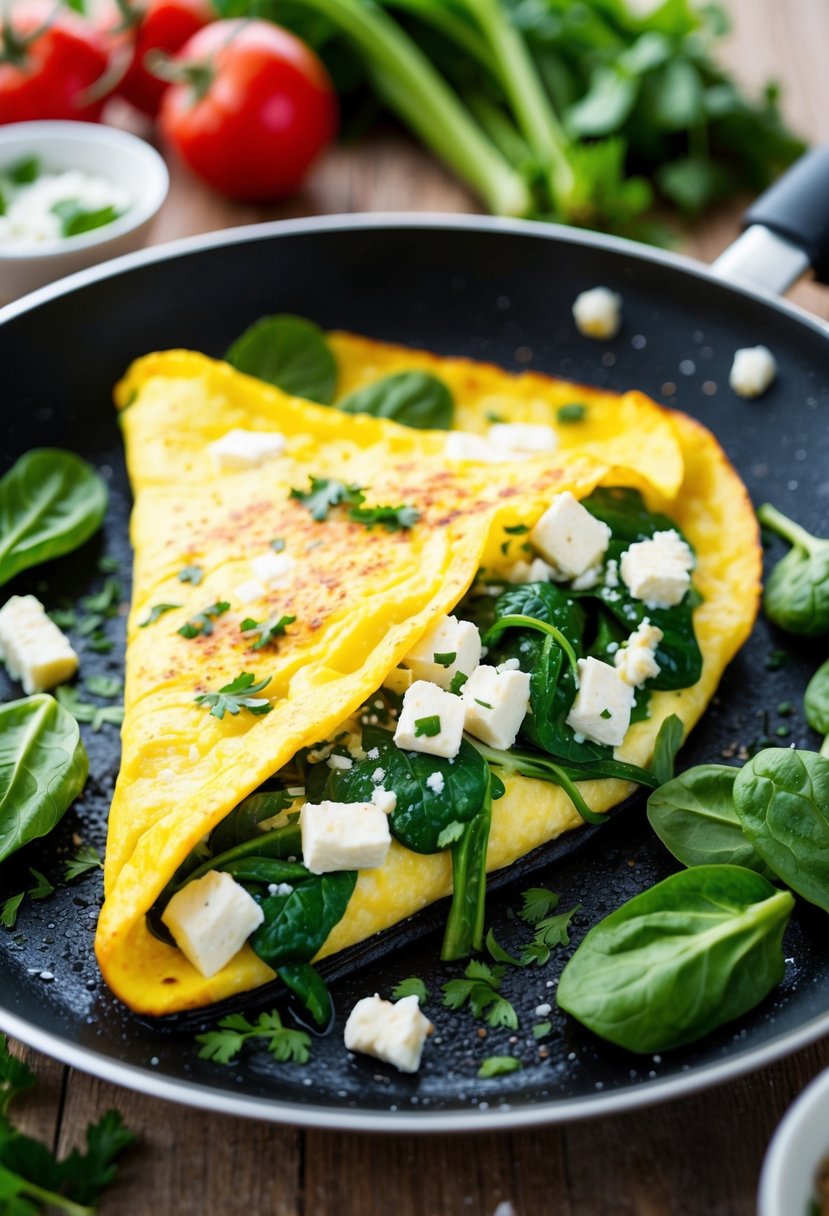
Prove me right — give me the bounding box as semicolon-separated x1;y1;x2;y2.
1;149;828;1133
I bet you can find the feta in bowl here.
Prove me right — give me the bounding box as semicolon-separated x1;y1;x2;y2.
0;121;168;299
758;1066;829;1216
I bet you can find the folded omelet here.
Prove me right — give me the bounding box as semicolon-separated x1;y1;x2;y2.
96;342;760;1016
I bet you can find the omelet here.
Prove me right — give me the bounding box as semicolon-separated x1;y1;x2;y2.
95;344;760;1017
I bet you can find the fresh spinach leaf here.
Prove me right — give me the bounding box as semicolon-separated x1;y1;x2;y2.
276;961;334;1029
805;658;829;755
0;695;88;864
226;314;337;405
758;504;829;637
647;764;770;873
649;713;684;785
557;865;794;1053
337;370;454;430
734;748;829;913
0;449;107;588
209;790;294;854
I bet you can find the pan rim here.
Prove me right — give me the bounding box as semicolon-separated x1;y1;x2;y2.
2;210;828;1132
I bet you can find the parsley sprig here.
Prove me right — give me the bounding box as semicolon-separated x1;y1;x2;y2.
391;977;429;1005
139;602;181;628
63;845;103;882
477;1055;522;1079
177;564;203;585
240;613;296;650
290;477;419;531
0;1039;35;1117
195;671;272;719
518;887;580;966
196;1011;311;1065
441;960;518;1029
178;600;230;639
55;685;124;732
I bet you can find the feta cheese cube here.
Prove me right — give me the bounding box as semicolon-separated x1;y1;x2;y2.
300;799;391;874
208;428;286;471
572;286;622;340
344;993;432;1074
614;618;663;687
251;551;297;589
161;870;264;978
394;680;465;759
530;492;611;579
487;423;558;457
371;786;397;815
565;656;634;747
382;666;413;696
508;557;555;584
0;595;78;694
620;530;693;608
402;613;482;689
729;345;777;399
234;578;267;605
462;663;531;751
444;432;501;463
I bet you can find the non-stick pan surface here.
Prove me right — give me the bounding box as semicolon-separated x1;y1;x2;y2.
1;216;828;1132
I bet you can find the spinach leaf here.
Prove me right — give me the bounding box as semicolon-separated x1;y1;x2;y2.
0;449;107;588
0;695;88;864
276;961;333;1029
648;713;684;785
556;865;794;1053
758;504;829;637
337;371;454;430
647;764;770;873
251;871;357;969
734;748;829;913
805;659;829;755
209;790;293;854
580;486;681;544
226;314;337;405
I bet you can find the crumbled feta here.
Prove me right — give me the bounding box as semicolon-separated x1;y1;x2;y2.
729;345;777;398
508;556;554;584
268;882;294;897
444;432;501;463
382;666;413;696
371;786;397;815
534;1002;552;1017
496;658;521;673
604;558;619;589
394;680;465;759
371;767;386;783
0;595;78;694
614;618;663;687
570;564;602;591
487;423;558;457
326;754;353;771
462;664;531;751
425;771;445;795
619;530;693;608
367;747;380;760
530;492;611;579
251;550;297;588
565;657;634;747
572;286;622;340
208;428;286;471
402;613;482;690
234;578;267;604
344;993;432;1074
161;870;264;978
300;799;392;873
0;168;131;249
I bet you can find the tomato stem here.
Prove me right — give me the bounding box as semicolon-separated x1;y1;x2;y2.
146;48;214;101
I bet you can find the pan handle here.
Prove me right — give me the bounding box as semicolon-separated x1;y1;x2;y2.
711;146;829;296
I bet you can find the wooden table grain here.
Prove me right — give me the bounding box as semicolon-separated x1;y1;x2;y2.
8;1;829;1212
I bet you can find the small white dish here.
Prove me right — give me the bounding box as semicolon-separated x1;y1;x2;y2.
0;120;168;300
758;1065;829;1216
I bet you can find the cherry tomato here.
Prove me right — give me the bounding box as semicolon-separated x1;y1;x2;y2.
159;20;338;201
0;2;110;124
99;0;214;117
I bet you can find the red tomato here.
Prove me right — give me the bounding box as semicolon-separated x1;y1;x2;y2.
98;0;214;117
0;2;110;124
159;20;338;201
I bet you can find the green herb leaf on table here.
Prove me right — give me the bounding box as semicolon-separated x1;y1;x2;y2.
0;893;24;930
521;903;580;966
532;1021;552;1040
0;1036;35;1116
79;577;122;616
195;672;273;720
139;602;181;627
27;869;54;902
177;564;204;585
55;684;124;731
337;370;454;430
97;554;120;574
391;977;429;1005
519;887;560;925
0;449;107;589
757;504;829;637
556;865;794;1053
477;1055;522;1079
64;845;103;882
196;1010;311;1066
178;600;231;639
441;960;518;1030
226;314;337;405
0;695;88;865
84;675;122;699
241;614;296;650
484;927;523;968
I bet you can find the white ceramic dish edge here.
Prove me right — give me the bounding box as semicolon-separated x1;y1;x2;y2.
758;1066;829;1216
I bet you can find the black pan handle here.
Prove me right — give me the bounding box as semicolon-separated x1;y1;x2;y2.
711;146;829;295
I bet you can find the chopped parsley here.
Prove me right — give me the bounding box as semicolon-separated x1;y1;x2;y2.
599;708;612;720
414;714;441;737
270;537;286;553
79;577;122;616
441;960;518;1030
55;684;124;731
504;524;529;535
448;671;468;695
348;502;420;531
2;868;56;930
484;928;523;967
84;675;122;699
532;1021;552;1040
474;699;493;710
519;886;580;966
178;600;230;639
500;540;511;556
290;477;419;530
195;671;272;720
196;1010;310;1065
391;977;429;1005
556;402;587;423
63;845;104;882
178;564;204;585
765;648;789;671
140;602;181;627
432;651;456;667
477;1056;522;1079
240;613;296;650
0;893;24;930
97;555;120;574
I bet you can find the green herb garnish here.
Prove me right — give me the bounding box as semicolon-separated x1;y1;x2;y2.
178;600;230;639
477;1056;522;1079
84;675;122;699
55;684;124;731
391;977;429;1005
448;671;468;695
8;156;40;185
51;198;122;238
195;671;273;719
556;403;587;423
414;714;441;737
196;1010;311;1065
178;564;204;585
140;602;181;627
290;477;419;530
347;503;420;531
240;613;296;650
63;845;103;882
432;651;456;667
441;960;518;1029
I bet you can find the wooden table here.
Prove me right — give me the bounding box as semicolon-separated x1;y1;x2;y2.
8;1;829;1211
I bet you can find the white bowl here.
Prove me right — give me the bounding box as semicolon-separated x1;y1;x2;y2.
0;120;168;300
759;1065;829;1216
